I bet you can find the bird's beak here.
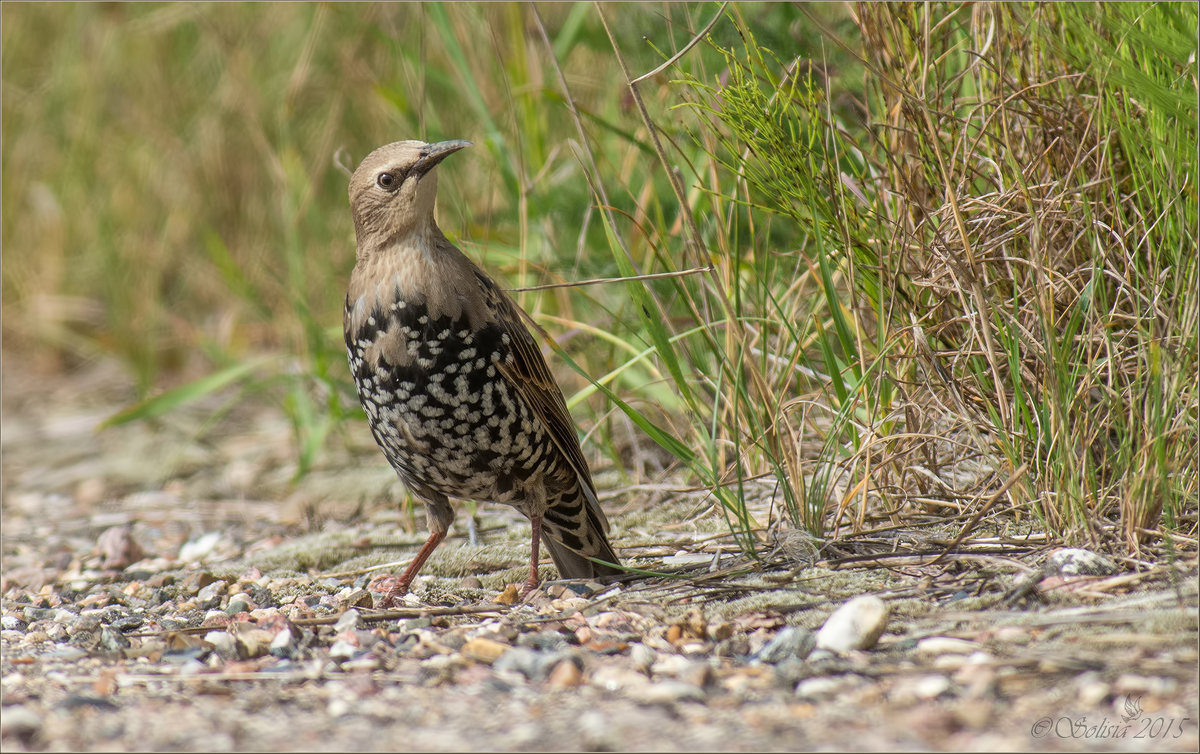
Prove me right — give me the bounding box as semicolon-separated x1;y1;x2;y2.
413;139;472;176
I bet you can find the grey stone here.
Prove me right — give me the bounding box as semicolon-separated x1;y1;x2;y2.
755;626;816;664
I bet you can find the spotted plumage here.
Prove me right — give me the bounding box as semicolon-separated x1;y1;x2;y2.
344;139;621;604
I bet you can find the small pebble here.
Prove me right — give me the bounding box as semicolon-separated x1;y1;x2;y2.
915;637;978;655
1046;548;1117;577
708;622;734;641
1;615;25;631
495;584;520;606
461;637;509;664
755;626;816;664
196;581;226;609
179;532;222;563
1075;671;1111;706
517;630;568;652
269;627;297;657
95;526;145;570
892;674;953;702
203;630;236;659
333;610;361;633
0;704;43;741
99;625;130;653
591;665;651;693
493;647;546;679
631;680;706;704
795;675;866;700
629;643;657;674
932;650;992;670
815;595;889;653
201;610;231;628
546;658;585;687
233;628;274;660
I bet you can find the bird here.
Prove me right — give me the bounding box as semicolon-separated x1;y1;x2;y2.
344;139;622;606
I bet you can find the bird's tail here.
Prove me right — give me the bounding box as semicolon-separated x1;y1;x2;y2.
540;482;623;580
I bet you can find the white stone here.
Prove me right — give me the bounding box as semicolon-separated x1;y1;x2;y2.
815;595;890;653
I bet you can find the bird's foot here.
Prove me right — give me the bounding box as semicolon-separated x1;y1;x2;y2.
371;575;412;609
518;576;541;601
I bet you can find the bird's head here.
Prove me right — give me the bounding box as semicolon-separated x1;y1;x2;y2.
348;139;471;256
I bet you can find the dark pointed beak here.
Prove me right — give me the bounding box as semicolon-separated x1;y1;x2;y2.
414;139;472;176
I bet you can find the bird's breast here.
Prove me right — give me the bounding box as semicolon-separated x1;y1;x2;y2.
344;292;557;505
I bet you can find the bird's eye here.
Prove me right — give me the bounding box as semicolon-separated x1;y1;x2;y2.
377;172;397;190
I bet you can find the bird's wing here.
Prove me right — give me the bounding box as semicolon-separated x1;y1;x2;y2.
471;270;609;531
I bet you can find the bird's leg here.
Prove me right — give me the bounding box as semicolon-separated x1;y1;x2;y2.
378;494;454;609
378;530;446;608
520;513;543;598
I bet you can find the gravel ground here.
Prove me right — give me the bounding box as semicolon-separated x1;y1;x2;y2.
2;354;1197;752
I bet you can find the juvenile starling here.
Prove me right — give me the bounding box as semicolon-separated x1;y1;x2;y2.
345;139;622;605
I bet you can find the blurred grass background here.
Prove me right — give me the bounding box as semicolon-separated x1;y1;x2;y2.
2;2;1195;561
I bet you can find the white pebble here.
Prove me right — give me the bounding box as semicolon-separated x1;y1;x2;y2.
815;595;890;653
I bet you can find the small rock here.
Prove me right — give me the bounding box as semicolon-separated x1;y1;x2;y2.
815;595;889;653
110;615;143;633
225;592;254;614
708;622;734;641
269;627;297;658
991;625;1028;643
796;675;866;700
203;630;236;659
51;609;78;624
517;630;568;652
755;626;816;664
99;625;130;653
182;571;219;593
44;646;87;661
23;607;55;623
146;573;176;589
233;628;275;660
1075;671;1111;706
0;704;42;742
202;610;232;628
954;658;997;698
591;665;652;693
1114;674;1178;696
893;674;953;702
461;637;509;664
1046;548;1117;577
629;643;657;674
715;634;750;657
339;589;373;608
546;658;585;687
679;607;707;641
341;656;382;672
650;655;711;689
461;576;483;589
932;650;992;670
95;525;145;570
631;680;706;704
915;637;978;655
495;584;520;606
179;532;223;563
1;615;25;631
493;647;549;679
329;639;360;661
333;609;361;633
196;581;227;610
